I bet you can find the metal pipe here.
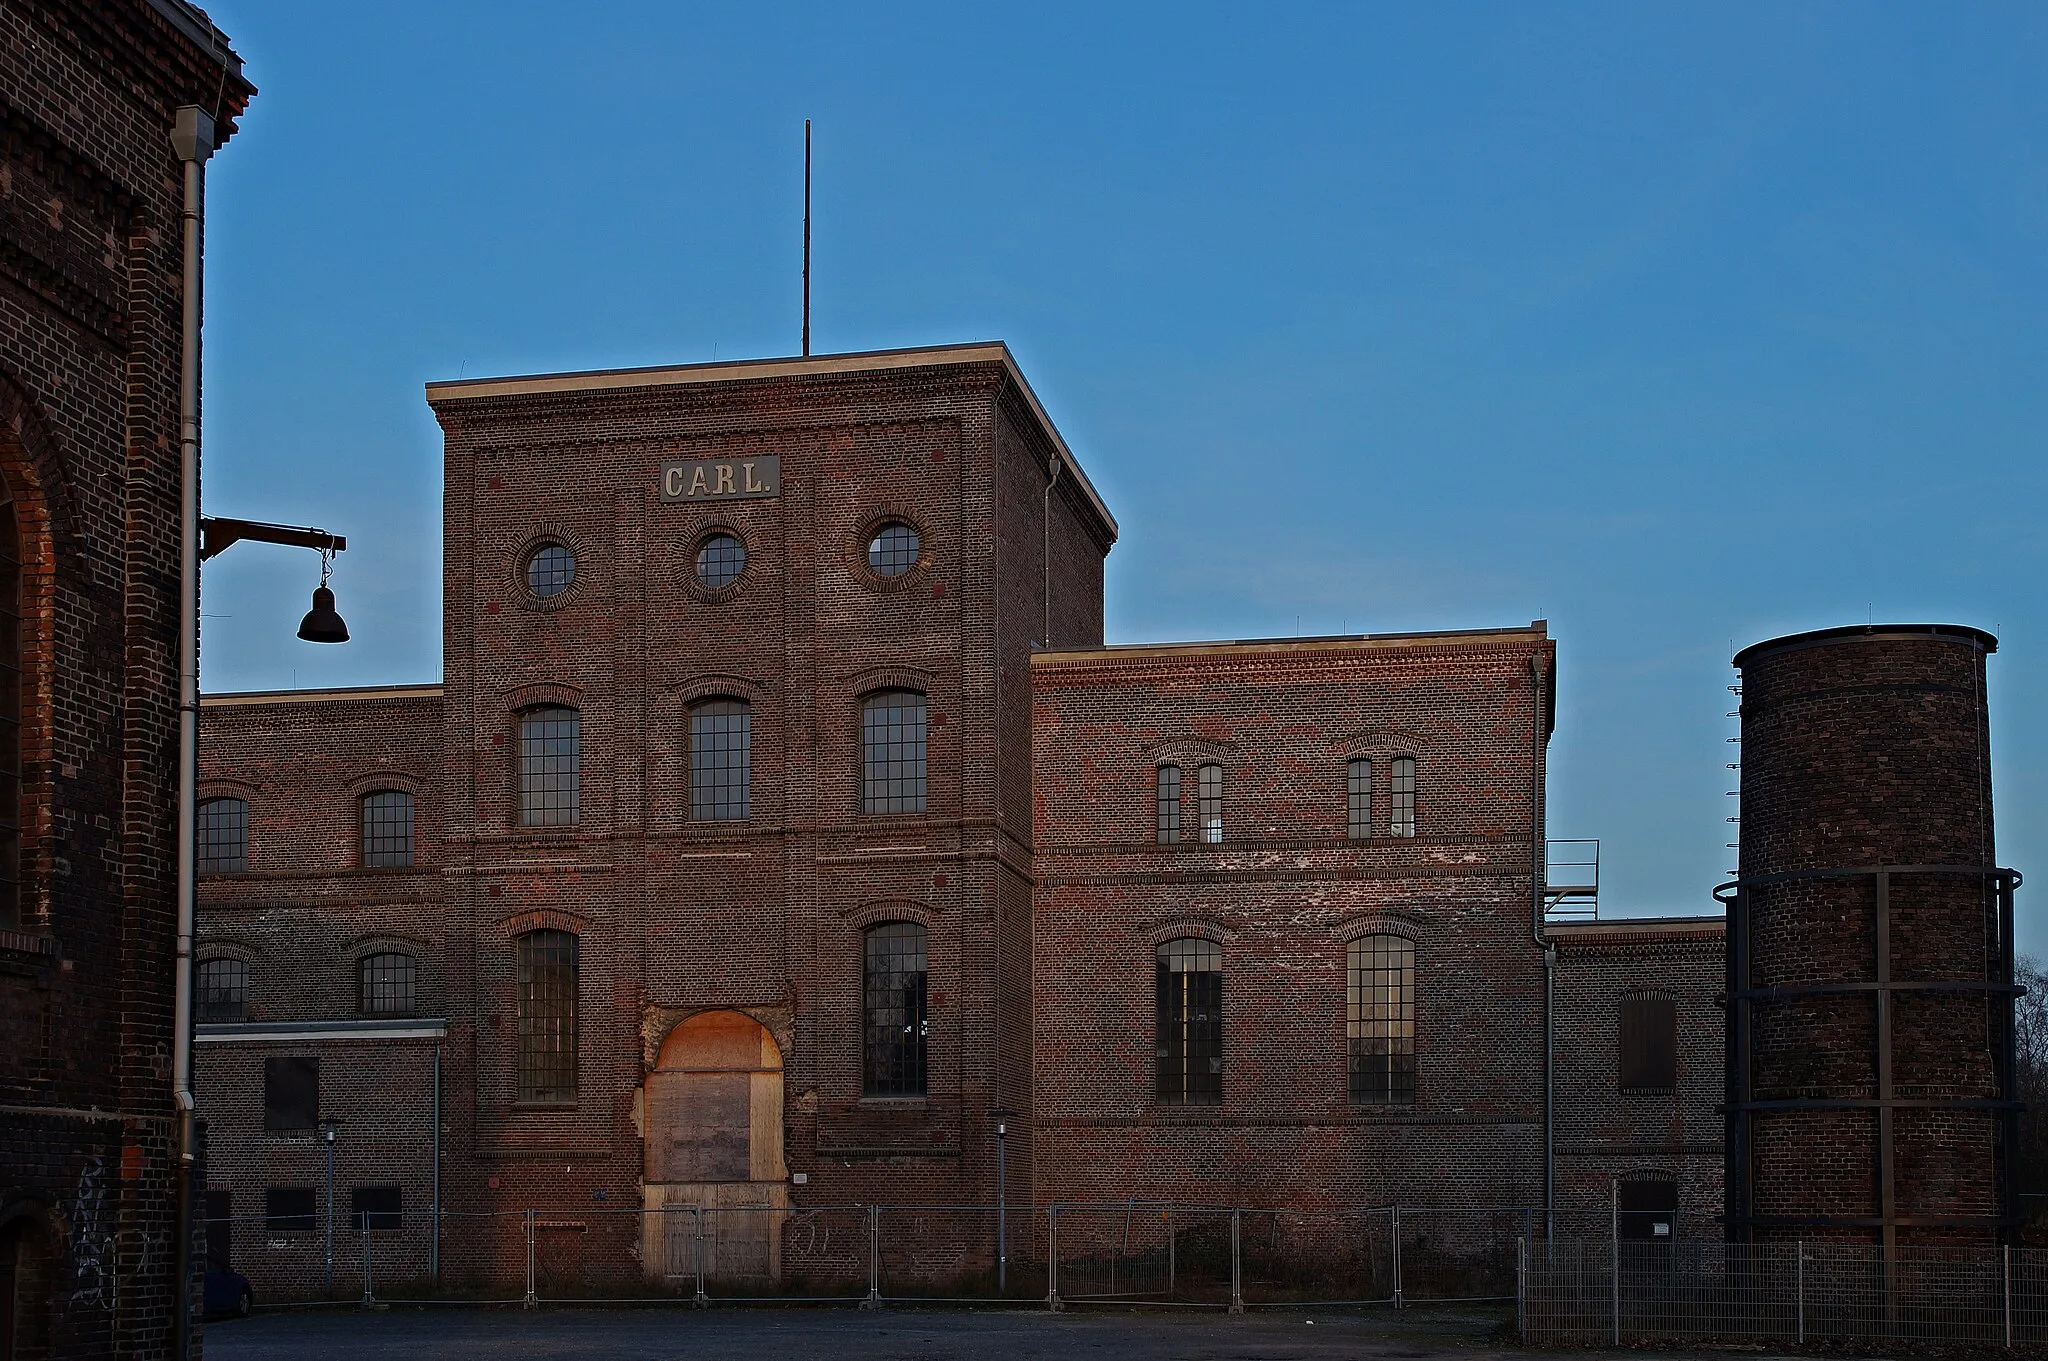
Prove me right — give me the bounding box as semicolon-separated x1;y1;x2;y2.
1041;455;1062;647
995;1118;1007;1291
431;1043;442;1285
1530;649;1555;1235
169;102;218;1361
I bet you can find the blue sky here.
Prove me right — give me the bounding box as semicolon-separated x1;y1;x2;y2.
193;3;2048;946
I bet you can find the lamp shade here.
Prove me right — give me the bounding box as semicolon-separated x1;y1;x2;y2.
296;585;349;643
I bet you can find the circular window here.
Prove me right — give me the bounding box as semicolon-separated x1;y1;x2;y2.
695;533;746;589
867;522;921;578
525;543;576;599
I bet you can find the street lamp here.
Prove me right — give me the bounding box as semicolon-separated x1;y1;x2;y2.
197;516;351;643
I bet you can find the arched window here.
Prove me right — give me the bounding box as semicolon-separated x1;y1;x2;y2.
361;790;415;867
197;797;248;874
1155;764;1182;844
515;930;578;1102
196;957;248;1023
518;706;580;826
690;699;750;821
1390;757;1416;838
1156;938;1222;1104
0;496;19;928
861;691;926;815
1197;763;1223;843
1347;758;1373;839
863;922;927;1096
359;952;417;1017
1348;935;1415;1104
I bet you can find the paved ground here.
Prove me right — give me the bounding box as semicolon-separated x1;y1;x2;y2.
206;1302;1558;1361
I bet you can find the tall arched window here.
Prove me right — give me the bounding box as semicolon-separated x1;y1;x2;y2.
516;930;578;1102
0;496;18;928
1347;758;1373;839
861;691;926;815
1390;757;1417;838
1156;938;1222;1104
1348;935;1415;1104
863;922;928;1096
690;698;750;821
1155;764;1182;843
1197;763;1223;843
196;957;248;1022
361;790;415;867
197;797;249;874
518;707;580;826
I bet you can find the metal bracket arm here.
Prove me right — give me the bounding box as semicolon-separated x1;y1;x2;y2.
199;516;346;561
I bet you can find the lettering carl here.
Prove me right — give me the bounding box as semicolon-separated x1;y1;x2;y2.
661;455;781;503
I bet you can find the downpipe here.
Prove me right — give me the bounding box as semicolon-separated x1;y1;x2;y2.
1530;649;1555;1239
170;104;218;1361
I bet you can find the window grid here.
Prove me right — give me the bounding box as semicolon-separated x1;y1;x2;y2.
690;699;751;821
1155;764;1182;844
525;543;575;598
360;790;415;867
516;930;578;1102
1156;937;1222;1105
863;922;928;1097
1390;757;1416;838
358;952;417;1017
197;797;248;874
1347;758;1373;840
0;500;20;929
1348;935;1416;1104
1197;763;1223;843
196;957;247;1022
867;522;920;578
695;533;746;589
861;692;927;814
518;707;581;826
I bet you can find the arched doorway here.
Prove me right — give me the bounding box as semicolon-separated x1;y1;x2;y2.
642;1011;787;1286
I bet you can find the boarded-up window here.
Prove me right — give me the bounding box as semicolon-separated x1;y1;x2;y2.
1618;1179;1679;1240
517;930;578;1102
264;1187;316;1232
262;1056;318;1131
203;1189;233;1270
350;1185;402;1232
1156;938;1222;1104
1619;993;1678;1091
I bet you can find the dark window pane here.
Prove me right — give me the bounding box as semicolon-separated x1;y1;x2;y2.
864;922;928;1096
525;543;575;598
359;952;417;1016
1347;758;1373;839
198;797;248;874
518;707;580;826
690;699;751;821
1155;764;1181;844
1155;938;1222;1104
350;1186;403;1233
1618;1180;1680;1241
1619;993;1678;1091
204;1190;233;1270
1391;758;1416;838
517;930;578;1102
264;1187;317;1233
263;1056;319;1131
196;957;247;1022
361;790;415;867
861;691;926;815
1348;935;1415;1104
695;533;746;589
867;522;920;578
1197;764;1223;843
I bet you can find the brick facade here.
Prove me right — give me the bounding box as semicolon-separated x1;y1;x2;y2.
0;0;253;1354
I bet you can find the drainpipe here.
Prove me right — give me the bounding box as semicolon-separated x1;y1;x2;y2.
170;103;218;1361
1530;648;1555;1238
1040;455;1061;647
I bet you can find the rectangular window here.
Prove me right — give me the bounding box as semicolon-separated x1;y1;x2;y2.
1197;763;1223;843
1347;758;1373;839
1619;993;1679;1091
361;790;416;867
1156;938;1223;1104
1155;765;1181;844
1390;757;1416;838
264;1187;317;1233
197;797;248;873
350;1185;403;1233
690;700;751;820
861;692;928;815
863;922;929;1097
262;1056;319;1131
517;930;579;1102
518;707;581;826
1348;935;1416;1104
203;1189;233;1271
196;957;248;1022
359;953;417;1017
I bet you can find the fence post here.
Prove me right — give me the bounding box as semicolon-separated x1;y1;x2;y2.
1391;1205;1403;1309
1609;1180;1620;1346
523;1209;537;1309
359;1212;374;1308
1229;1208;1243;1314
1796;1242;1803;1345
2006;1243;2013;1348
1168;1206;1176;1297
1515;1234;1526;1341
862;1204;882;1309
1046;1206;1063;1312
692;1207;708;1309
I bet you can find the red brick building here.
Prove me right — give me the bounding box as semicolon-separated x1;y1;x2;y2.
192;344;1727;1295
0;0;253;1354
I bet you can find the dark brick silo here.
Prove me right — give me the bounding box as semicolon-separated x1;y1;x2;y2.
1723;624;2017;1248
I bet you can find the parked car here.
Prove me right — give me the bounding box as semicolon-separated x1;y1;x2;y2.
204;1269;253;1320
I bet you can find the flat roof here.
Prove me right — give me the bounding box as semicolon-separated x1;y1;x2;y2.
424;341;1116;539
201;684;443;708
1032;622;1550;664
1546;915;1726;940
